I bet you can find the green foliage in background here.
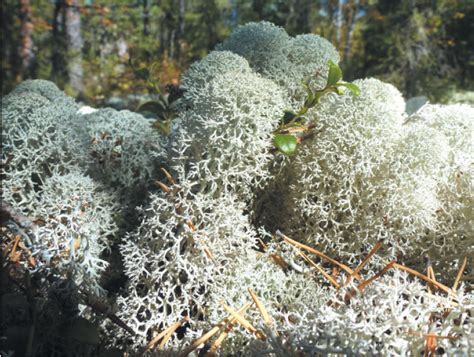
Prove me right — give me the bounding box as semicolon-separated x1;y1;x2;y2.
1;0;473;104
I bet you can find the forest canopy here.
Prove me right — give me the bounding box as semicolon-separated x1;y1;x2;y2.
2;0;473;106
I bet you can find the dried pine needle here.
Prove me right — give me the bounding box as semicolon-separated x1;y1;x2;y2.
257;238;268;250
187;220;197;231
158;317;188;350
357;261;396;292
452;257;467;292
220;302;266;340
352;241;382;277
269;253;289;270
177;303;251;357
183;219;215;262
393;263;454;296
276;230;360;280
9;235;21;262
161;167;177;185
146;317;188;352
297;250;341;289
207;319;238;355
155;180;171;193
248;288;273;328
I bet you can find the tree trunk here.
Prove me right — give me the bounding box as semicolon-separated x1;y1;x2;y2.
52;0;66;83
175;0;185;59
19;0;35;78
143;0;150;36
65;0;84;95
295;0;311;34
343;0;360;62
335;0;343;50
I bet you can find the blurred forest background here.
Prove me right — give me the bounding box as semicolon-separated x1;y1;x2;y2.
2;0;473;108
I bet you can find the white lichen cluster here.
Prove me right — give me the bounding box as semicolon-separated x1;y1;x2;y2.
171;50;286;199
1;80;165;294
32;170;118;294
269;269;474;356
217;22;340;106
2;21;473;357
83;108;165;196
115;22;473;356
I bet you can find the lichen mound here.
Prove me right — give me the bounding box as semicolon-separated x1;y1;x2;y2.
2;22;473;357
114;22;473;356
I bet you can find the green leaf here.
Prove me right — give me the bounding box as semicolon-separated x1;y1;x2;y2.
335;86;344;95
273;134;297;156
311;90;326;105
302;82;315;107
137;101;166;115
338;82;361;96
326;60;343;87
282;111;297;125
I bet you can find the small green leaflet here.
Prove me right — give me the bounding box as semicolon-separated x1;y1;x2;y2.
137;101;166;115
338;82;361;96
326;60;343;87
273;134;297;156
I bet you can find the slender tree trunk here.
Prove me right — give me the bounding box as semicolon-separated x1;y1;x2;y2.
159;4;174;57
343;0;360;62
295;0;311;34
65;0;84;95
52;0;66;83
326;0;335;44
143;0;150;36
175;0;185;59
230;0;239;28
285;0;296;32
19;0;35;78
335;0;343;50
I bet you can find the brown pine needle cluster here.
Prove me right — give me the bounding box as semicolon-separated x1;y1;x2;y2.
140;230;470;356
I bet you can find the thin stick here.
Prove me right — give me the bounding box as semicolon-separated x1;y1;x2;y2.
158;317;188;350
177;303;251;357
146;317;188;351
452;257;467;292
357;261;396;292
393;263;454;296
155;181;171;193
406;330;460;340
269;254;289;270
352;242;382;277
207;319;238;355
221;302;266;340
276;230;360;280
81;291;136;336
257;238;268;250
161;167;177;185
297;250;340;288
248;289;273;328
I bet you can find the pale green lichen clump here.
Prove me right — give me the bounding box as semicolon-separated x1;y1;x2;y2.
2;21;473;357
115;22;473;355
